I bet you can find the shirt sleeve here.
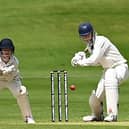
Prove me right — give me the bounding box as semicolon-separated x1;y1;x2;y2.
78;36;110;66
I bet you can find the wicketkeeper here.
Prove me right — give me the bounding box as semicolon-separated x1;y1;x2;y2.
0;38;35;124
71;22;129;122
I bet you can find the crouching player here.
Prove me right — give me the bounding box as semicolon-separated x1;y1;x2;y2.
0;38;35;124
71;22;129;122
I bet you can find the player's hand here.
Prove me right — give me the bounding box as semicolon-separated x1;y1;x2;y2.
2;65;15;75
71;52;81;67
71;57;78;67
71;51;86;67
76;51;86;60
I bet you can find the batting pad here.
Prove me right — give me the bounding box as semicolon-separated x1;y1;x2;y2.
89;90;103;120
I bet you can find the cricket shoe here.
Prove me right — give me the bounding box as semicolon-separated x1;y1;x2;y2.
104;114;117;122
83;114;104;122
83;115;97;122
26;117;35;124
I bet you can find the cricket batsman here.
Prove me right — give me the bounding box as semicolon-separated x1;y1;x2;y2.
0;38;35;124
71;22;129;122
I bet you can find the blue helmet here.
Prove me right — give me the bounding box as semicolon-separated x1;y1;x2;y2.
78;22;94;36
0;38;15;53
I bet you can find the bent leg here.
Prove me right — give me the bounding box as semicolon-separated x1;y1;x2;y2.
89;90;104;120
83;77;105;122
8;81;35;124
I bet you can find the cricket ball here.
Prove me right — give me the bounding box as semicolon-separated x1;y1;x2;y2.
69;85;76;91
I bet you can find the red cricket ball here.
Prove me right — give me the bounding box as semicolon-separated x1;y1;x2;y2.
69;85;76;91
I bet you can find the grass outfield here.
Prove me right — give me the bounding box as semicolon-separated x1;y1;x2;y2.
0;0;129;129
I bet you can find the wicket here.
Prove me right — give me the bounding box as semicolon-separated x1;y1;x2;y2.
50;70;68;122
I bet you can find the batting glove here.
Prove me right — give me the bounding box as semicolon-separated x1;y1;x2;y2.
76;51;86;60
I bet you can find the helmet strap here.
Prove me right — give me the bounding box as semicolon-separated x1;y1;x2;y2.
89;31;96;50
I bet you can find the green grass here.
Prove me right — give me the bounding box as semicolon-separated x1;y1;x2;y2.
0;0;129;129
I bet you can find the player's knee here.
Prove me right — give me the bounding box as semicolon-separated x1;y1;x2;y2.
12;86;28;98
19;86;28;96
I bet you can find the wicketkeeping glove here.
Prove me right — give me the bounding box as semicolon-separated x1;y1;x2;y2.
2;65;15;75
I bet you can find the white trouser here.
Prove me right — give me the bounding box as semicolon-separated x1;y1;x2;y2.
95;63;128;116
0;80;33;121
